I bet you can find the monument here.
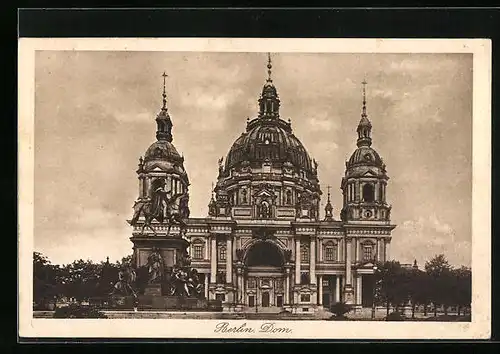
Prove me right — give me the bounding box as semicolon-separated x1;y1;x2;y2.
109;72;218;311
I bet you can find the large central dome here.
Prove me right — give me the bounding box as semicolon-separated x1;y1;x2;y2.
209;54;322;222
225;117;314;174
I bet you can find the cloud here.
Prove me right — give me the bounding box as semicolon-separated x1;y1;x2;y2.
394;214;470;267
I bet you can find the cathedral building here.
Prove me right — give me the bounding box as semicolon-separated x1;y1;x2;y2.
129;55;396;313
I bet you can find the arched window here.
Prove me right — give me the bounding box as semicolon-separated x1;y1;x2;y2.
363;244;373;261
259;201;271;219
285;190;292;205
219;246;226;261
324;241;338;262
301;245;309;263
192;240;204;260
242;189;248;204
362;183;375;202
300;272;310;285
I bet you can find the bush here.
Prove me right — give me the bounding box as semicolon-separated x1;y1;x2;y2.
385;311;405;321
329;302;352;319
53;304;108;319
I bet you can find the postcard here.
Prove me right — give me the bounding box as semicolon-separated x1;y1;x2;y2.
18;37;491;339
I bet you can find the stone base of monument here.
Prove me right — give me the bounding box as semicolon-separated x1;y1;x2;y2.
137;295;218;311
109;295;136;309
144;284;162;296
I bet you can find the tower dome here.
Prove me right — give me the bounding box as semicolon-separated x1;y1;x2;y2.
340;79;391;222
223;53;315;177
135;72;189;204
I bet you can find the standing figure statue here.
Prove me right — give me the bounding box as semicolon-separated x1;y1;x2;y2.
146;248;164;284
112;264;137;297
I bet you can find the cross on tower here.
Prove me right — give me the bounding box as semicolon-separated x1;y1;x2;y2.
327;185;331;196
361;77;368;117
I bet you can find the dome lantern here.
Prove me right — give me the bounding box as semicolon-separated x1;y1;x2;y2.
155;72;173;142
258;53;281;119
356;79;372;148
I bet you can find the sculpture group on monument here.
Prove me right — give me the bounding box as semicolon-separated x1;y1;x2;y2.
110;176;203;306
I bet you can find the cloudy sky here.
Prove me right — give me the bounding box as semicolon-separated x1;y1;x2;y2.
34;51;472;267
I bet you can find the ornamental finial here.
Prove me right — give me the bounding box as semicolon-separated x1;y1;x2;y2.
162;72;168;110
362;77;367;118
267;53;273;83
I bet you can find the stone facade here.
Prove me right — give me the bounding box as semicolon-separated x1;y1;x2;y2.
129;59;396;313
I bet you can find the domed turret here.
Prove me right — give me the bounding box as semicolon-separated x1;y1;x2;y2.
135;73;189;204
340;79;391;222
209;54;321;221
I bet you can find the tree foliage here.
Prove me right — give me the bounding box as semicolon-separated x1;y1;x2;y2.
374;254;471;317
33;252;135;306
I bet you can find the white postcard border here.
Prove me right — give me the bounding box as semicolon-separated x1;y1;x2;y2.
18;38;491;340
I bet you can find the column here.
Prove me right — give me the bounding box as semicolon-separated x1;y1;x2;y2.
295;237;301;284
204;273;209;299
374;181;379;201
376;239;381;261
335;276;341;303
356;274;362;305
386;240;391;261
318;238;323;262
318;275;323;305
284;270;290;304
205;238;209;259
210;236;217;283
138;176;144;198
339;239;344;262
146;177;152;198
310;237;316;284
345;238;352;285
226;237;232;284
355;181;360;201
356;238;361;263
380;238;385;261
239;271;245;303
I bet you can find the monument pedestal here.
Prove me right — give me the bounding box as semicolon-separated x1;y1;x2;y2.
144;284;162;296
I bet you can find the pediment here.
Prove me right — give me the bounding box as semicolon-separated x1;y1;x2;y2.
255;189;273;197
359;261;376;268
362;170;378;177
298;286;312;293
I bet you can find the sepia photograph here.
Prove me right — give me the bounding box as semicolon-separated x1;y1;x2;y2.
18;38;491;339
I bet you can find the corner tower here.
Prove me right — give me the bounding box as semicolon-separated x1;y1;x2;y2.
129;73;190;270
340;80;392;223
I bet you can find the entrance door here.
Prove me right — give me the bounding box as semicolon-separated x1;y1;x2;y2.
322;293;331;308
276;295;283;307
262;292;270;307
248;295;255;307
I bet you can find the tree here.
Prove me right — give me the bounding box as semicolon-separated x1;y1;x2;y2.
425;254;453;316
411;271;432;316
374;261;409;315
59;259;103;301
33;252;60;307
452;266;472;316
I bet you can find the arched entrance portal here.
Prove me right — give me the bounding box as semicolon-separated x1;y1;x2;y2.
246;241;284;267
244;241;286;312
